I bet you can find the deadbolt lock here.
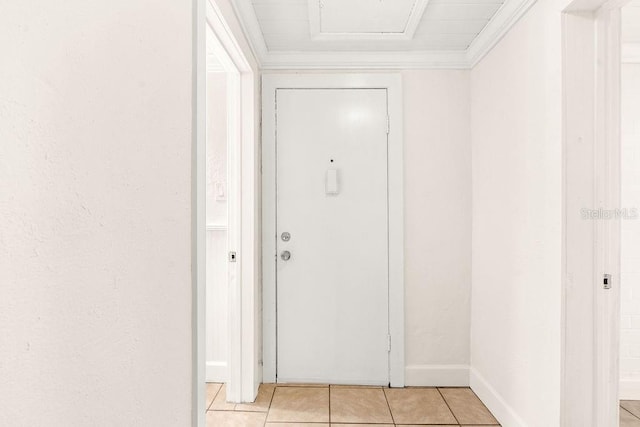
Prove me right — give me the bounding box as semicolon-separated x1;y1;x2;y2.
281;232;291;242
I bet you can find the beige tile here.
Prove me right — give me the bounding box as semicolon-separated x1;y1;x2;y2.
210;384;236;411
277;382;329;387
206;410;266;427
267;386;330;423
330;388;393;424
384;388;457;425
235;383;276;412
332;425;394;427
621;408;640;427
330;384;383;389
623;401;640;419
268;424;329;427
206;383;222;409
439;387;498;425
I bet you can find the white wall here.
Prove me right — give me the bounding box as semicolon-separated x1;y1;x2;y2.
206;73;229;382
402;70;472;386
470;0;563;425
0;1;193;426
620;60;640;400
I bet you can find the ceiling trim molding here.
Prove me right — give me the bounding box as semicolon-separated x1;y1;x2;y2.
230;0;538;70
228;0;269;63
622;43;640;63
466;0;538;67
307;0;430;41
260;50;470;70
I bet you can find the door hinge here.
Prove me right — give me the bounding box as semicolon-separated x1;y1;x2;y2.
603;273;612;290
387;334;391;352
386;115;390;134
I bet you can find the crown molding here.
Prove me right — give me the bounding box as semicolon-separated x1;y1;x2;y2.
227;0;269;63
466;0;537;68
623;43;640;63
230;0;538;70
260;50;469;70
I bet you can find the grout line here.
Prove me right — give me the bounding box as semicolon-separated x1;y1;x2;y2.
328;384;331;425
263;385;276;427
437;387;460;425
382;387;396;425
206;382;223;411
622;406;640;421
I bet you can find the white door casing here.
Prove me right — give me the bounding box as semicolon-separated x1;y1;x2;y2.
262;74;405;387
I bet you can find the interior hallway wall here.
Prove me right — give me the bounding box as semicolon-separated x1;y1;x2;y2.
470;0;563;425
402;70;472;386
0;1;193;425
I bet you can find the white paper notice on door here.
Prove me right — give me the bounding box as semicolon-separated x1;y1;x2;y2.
326;169;338;195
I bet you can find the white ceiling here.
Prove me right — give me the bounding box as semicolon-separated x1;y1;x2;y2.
231;0;537;69
252;0;504;51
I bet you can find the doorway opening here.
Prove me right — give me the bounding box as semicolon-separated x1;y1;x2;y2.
204;25;237;390
194;2;259;426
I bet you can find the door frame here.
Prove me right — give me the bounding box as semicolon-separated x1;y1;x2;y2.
561;0;625;425
193;1;259;425
261;73;405;387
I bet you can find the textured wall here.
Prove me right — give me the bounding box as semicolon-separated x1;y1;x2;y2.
0;1;193;425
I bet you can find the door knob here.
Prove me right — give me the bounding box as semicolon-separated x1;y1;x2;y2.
281;250;291;261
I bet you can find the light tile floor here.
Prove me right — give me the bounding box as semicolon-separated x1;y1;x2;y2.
206;383;501;427
621;401;640;427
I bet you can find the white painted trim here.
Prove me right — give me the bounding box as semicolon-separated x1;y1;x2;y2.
260;50;470;70
594;3;622;426
206;361;228;382
620;379;640;400
622;42;640;63
206;224;228;231
466;0;538;68
307;0;429;41
405;365;469;387
193;0;207;426
228;0;268;64
470;368;528;427
229;0;544;69
261;73;405;387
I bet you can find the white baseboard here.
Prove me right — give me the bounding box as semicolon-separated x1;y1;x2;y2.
470;367;527;427
404;364;470;387
206;361;227;383
620;378;640;400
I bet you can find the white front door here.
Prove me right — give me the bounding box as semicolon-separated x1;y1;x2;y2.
275;88;390;385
